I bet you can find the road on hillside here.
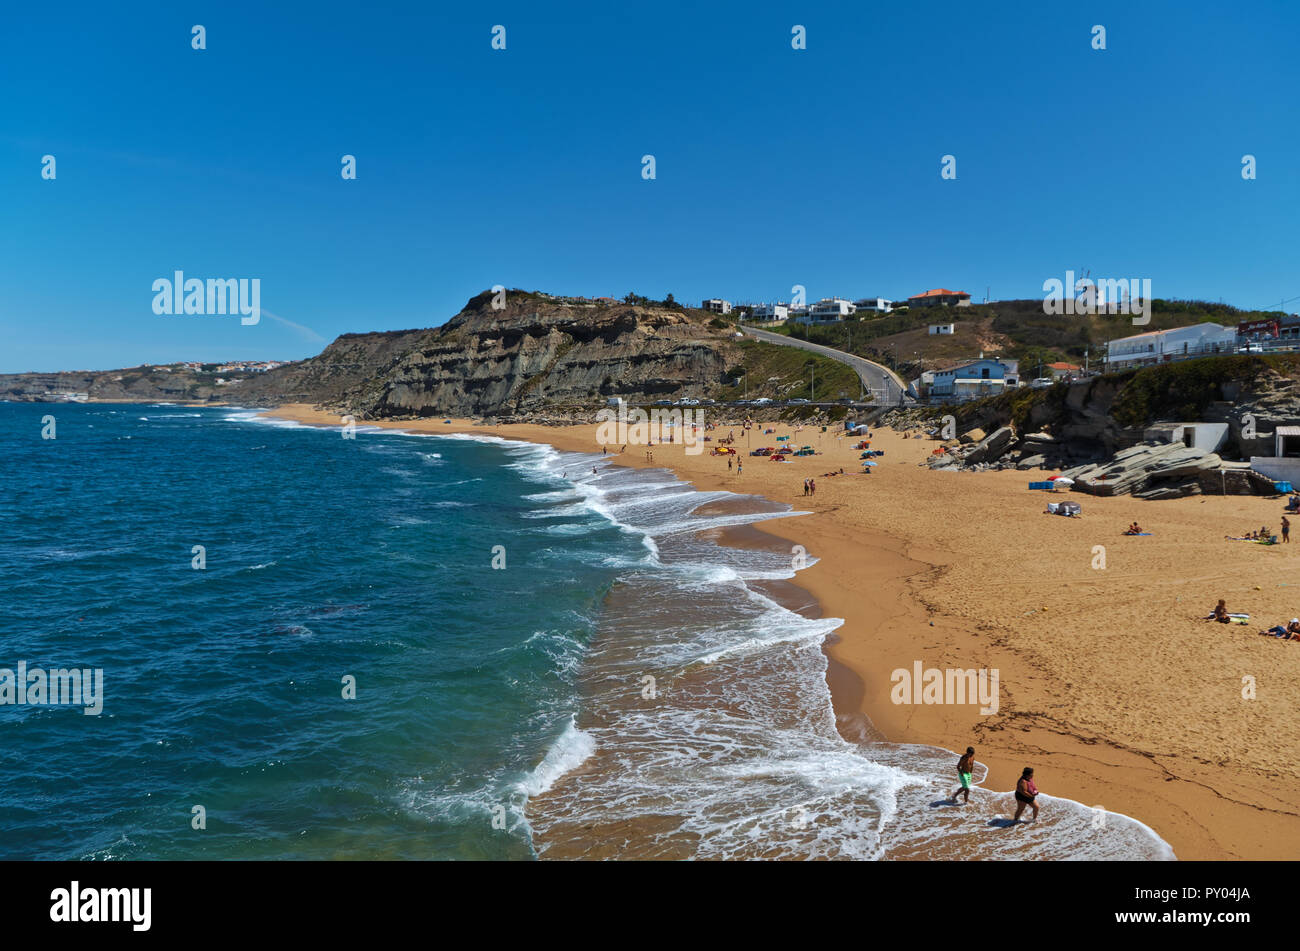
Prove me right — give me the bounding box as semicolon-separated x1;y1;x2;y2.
739;325;913;406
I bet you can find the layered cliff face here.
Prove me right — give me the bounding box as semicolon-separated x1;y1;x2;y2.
254;293;736;418
0;292;741;417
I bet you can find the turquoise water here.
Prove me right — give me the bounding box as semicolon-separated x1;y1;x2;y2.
0;402;1177;860
0;403;640;859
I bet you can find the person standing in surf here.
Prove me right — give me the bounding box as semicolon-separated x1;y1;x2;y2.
1013;767;1039;822
951;746;976;804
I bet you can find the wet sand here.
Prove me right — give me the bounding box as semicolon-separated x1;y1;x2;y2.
264;404;1300;859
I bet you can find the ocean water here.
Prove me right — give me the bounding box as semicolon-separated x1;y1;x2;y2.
0;402;1175;860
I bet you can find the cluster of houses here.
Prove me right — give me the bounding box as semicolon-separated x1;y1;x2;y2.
710;288;973;324
169;360;287;374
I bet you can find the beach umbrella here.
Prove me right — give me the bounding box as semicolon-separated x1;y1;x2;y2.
1054;477;1075;486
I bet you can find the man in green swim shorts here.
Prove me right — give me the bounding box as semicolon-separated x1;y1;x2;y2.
951;746;976;804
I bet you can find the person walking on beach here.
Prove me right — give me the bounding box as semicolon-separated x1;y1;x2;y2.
727;457;732;471
951;747;976;805
803;479;809;496
809;478;816;496
736;461;742;476
1013;767;1039;823
1284;516;1291;544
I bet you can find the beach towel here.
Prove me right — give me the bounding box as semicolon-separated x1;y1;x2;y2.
1123;532;1152;536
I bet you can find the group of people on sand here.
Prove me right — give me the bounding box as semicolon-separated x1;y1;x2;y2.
1203;599;1300;640
949;747;1041;823
1225;520;1288;543
802;478;816;496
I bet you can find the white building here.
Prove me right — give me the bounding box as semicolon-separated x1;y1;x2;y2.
702;298;732;314
1104;323;1236;370
928;323;955;335
751;303;788;324
855;297;894;314
797;298;856;323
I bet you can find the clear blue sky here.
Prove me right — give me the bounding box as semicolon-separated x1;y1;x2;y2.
2;0;1297;372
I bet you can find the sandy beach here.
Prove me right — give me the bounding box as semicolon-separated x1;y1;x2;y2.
266;403;1300;859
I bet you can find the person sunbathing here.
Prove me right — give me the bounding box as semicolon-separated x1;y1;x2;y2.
1124;522;1144;535
1260;618;1300;639
1204;600;1231;623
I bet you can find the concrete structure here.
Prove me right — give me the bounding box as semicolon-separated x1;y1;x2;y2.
702;299;732;314
1143;422;1229;454
1250;455;1300;485
1274;426;1300;458
928;323;955;335
855;297;894;314
1244;425;1300;484
1104;323;1236;370
908;288;971;308
750;303;788;324
797;298;857;323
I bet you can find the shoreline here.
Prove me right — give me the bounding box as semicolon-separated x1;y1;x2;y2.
259;403;1300;859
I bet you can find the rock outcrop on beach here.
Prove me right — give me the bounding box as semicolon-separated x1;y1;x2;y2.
891;354;1300;496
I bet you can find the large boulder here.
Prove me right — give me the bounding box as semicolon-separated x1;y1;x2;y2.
964;426;1014;465
1074;442;1222;496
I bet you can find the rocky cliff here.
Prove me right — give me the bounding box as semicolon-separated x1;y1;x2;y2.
0;291;742;418
315;292;735;419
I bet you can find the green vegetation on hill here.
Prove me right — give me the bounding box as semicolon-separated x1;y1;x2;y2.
713;340;861;402
1109;353;1300;427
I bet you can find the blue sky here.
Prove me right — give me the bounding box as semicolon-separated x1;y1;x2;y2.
2;0;1297;371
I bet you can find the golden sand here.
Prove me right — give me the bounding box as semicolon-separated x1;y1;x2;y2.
267;404;1300;859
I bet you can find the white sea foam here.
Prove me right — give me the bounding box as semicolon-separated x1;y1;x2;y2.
518;716;596;798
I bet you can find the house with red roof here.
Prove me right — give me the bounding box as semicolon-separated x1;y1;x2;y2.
907;288;971;308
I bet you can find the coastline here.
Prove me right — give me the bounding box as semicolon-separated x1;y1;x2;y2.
260;403;1300;859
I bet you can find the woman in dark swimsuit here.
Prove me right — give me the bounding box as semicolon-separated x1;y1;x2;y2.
1013;767;1039;822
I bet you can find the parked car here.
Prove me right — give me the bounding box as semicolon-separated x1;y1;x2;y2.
1030;377;1054;389
789;398;809;404
752;397;773;404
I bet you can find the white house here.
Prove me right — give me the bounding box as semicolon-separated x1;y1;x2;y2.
928;323;955;335
927;358;1019;401
702;298;732;314
855;298;893;314
1105;323;1236;370
797;298;856;323
751;303;788;323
